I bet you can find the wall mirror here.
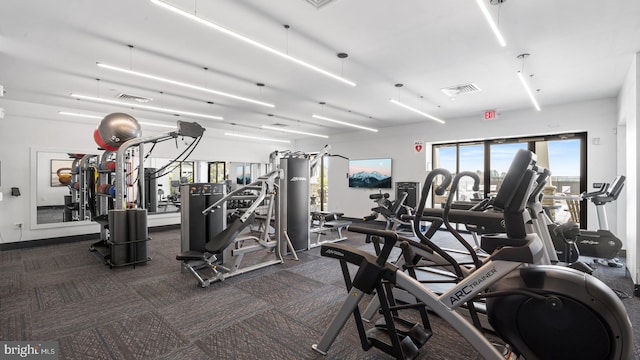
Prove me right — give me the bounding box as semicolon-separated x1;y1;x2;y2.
31;147;267;229
31;148;100;229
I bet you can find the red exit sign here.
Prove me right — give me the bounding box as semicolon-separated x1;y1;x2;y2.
484;109;498;120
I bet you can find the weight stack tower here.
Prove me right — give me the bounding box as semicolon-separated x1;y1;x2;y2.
180;183;226;260
279;157;310;251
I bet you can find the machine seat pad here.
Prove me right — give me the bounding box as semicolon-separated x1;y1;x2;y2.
205;212;256;254
372;206;394;217
324;220;352;228
176;250;208;261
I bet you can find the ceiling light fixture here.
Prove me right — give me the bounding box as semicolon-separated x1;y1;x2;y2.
516;72;541;111
139;121;178;128
58;111;102;119
150;0;356;87
224;132;291;143
516;53;541;111
261;125;329;139
389;99;446;124
59;111;178;128
70;93;224;120
97;63;274;108
475;0;506;47
311;114;378;132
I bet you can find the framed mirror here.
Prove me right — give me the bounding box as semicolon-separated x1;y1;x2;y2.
30;147;100;229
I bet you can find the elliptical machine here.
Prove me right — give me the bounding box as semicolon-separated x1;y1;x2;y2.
312;149;633;359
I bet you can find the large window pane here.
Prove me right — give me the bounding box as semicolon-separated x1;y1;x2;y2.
433;145;457;206
489;143;527;196
459;144;484;200
538;139;581;224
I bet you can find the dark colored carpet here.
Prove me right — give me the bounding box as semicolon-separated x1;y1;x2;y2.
1;228;638;359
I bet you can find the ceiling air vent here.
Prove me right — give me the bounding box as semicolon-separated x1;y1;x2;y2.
116;93;153;103
304;0;338;9
440;83;481;97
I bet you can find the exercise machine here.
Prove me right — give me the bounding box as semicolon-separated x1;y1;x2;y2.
574;175;625;260
312;149;632;359
526;168;594;273
362;190;411;233
270;145;349;250
176;170;298;287
89;113;205;267
309;211;351;247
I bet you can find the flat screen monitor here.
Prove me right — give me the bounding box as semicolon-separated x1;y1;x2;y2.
348;158;392;188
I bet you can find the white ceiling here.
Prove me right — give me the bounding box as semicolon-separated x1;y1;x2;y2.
1;0;639;140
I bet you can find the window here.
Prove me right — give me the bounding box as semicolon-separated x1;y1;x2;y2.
208;161;227;184
433;132;587;227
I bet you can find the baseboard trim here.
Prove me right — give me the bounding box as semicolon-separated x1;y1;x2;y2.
0;224;180;251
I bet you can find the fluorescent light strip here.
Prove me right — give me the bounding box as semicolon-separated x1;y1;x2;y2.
389;99;446;124
58;111;102;119
475;0;506;47
70;94;224;120
150;0;356;87
261;125;328;139
139;121;178;128
312;114;378;132
59;111;178;128
516;71;541;111
225;132;290;143
97;63;274;108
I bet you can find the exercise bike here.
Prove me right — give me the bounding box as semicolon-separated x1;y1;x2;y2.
575;176;625;263
312;149;632;359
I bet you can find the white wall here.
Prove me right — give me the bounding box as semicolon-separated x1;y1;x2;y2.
300;98;620;237
617;53;638;284
0;99;276;244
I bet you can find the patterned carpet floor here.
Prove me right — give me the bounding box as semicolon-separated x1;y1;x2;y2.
1;228;638;359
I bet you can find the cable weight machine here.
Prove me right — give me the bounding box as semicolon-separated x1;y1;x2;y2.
89;113;205;267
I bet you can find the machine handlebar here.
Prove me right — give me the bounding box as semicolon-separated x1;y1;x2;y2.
346;225;398;266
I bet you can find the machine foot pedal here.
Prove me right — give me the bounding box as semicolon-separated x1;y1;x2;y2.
374;317;432;348
176;251;208;261
568;261;594;274
366;328;420;360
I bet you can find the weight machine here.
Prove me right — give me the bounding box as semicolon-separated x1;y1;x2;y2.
89;115;205;267
176;170;298;287
270;145;351;250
